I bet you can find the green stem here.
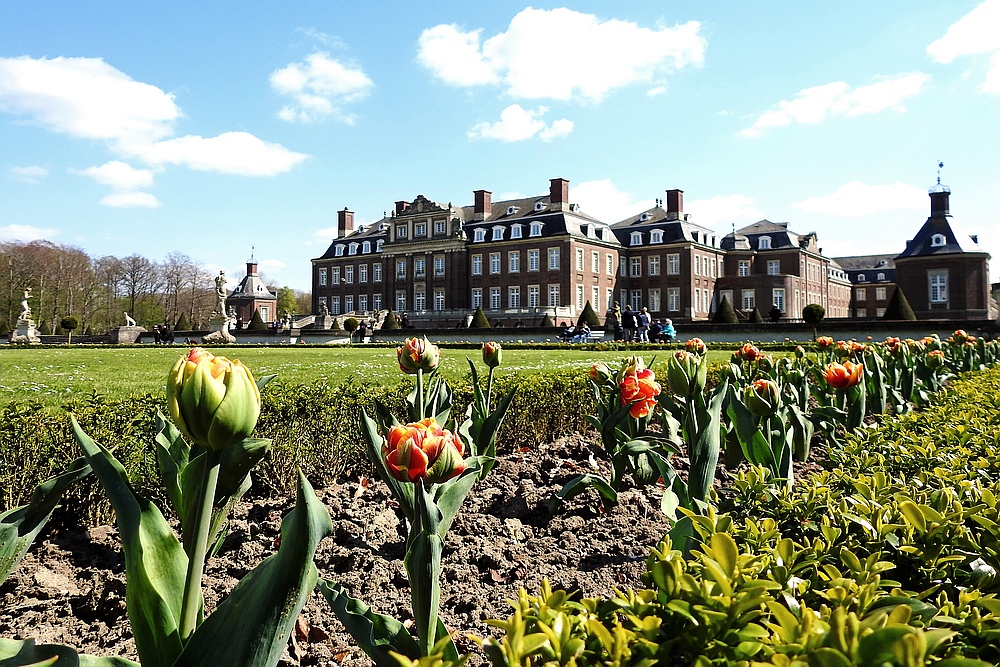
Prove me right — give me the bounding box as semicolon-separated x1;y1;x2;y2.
179;449;222;642
486;365;495;414
408;480;442;656
417;368;425;420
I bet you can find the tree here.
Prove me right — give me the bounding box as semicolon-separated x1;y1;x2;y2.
276;286;297;318
382;310;401;330
330;316;342;330
540;313;554;328
471;306;491;328
713;296;739;324
749;307;764;323
60;315;79;344
38;320;51;335
882;287;916;321
343;317;359;332
0;320;10;336
175;312;192;331
577;301;601;328
248;309;267;331
802;303;826;340
294;290;312;316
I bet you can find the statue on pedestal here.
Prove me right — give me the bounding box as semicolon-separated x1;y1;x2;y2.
19;288;31;321
213;271;228;316
124;312;137;327
12;287;40;343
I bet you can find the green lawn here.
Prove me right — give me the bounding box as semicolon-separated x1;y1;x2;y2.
0;345;735;407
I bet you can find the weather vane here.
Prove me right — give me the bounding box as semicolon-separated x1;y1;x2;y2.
937;160;944;185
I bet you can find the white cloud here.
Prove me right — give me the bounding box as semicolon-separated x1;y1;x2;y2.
418;8;705;102
468;104;573;141
9;165;48;183
0;223;58;241
570;179;653;222
685;194;763;227
791;181;926;217
135;132;308;176
928;0;1000;94
99;191;161;208
740;72;930;138
73;161;154;190
259;259;287;271
271;52;374;122
646;85;668;97
0;55;309;181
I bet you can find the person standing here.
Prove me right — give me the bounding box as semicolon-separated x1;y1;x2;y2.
638;307;651;342
623;305;637;342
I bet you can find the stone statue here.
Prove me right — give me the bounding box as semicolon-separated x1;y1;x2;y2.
318;300;329;316
19;288;31;320
213;270;227;315
124;312;137;327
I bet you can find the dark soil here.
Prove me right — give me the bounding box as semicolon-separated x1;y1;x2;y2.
0;434;674;666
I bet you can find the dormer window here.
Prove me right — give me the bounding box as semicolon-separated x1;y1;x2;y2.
474;228;486;242
596;227;604;240
529;222;543;237
335;245;345;256
511;224;523;239
357;225;364;233
650;229;663;244
857;273;866;282
639;212;650;222
534;201;545;212
348;242;358;255
877;272;885;281
630;231;642;246
758;236;772;250
396;225;407;239
362;241;371;253
376;240;384;252
930;233;946;247
506;205;518;216
492;226;504;241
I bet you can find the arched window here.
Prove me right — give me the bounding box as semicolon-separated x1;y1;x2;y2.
362;241;371;253
650;229;663;244
530;222;543;237
758;236;771;250
630;232;642;246
335;245;345;256
474;228;485;242
877;272;885;281
857;273;866;282
492;226;504;240
534;201;545;212
511;224;523;239
930;233;946;247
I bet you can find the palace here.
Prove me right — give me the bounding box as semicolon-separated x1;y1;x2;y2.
311;177;989;326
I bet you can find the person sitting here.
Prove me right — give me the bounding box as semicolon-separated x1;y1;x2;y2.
571;323;591;343
560;324;577;342
649;320;663;343
660;318;676;342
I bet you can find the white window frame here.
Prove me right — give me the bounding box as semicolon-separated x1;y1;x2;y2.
772;288;785;312
492;226;504;241
650;229;663;244
630;257;641;277
471;287;483;308
528;249;540;272
648;288;660;312
490;252;501;274
767;260;780;276
648;255;660;276
738;260;750;277
472;254;483;276
509;251;520;273
576;248;585;271
759;236;771;249
742;289;755;311
490;287;501;309
414;290;426;311
373;263;382;283
528;285;540;308
474;228;485;242
548;284;560;307
434;256;445;277
509;286;520;309
667;253;680;275
630;231;642;246
548;247;560;270
433;289;445;311
592;251;600;274
511;224;523;239
360;264;368;283
414;258;425;278
876;287;886;301
929;269;948;304
667;287;680;312
318;268;327;286
530;222;543;237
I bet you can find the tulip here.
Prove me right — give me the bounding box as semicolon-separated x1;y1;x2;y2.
927;349;945;368
167;347;261;452
589;362;613;385
733;342;762;362
744;378;780;417
384;418;466;484
620;365;661;418
755;354;776;373
823;361;864;389
397;336;440;374
666;350;706;400
685;338;707;355
815;336;834;350
482;341;502;368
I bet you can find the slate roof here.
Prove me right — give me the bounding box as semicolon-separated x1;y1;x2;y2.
314;218;389;261
461;194;615;244
895;215;986;259
611;205;719;246
229;262;276;300
832;255;896;271
735;220;800;250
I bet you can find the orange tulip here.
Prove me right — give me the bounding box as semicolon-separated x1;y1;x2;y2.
384;417;465;484
620;366;661;418
823;361;863;389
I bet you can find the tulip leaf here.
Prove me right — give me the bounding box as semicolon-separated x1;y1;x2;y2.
548;474;618;512
687;382;726;504
432;471;478;541
0;638;141;666
318;579;422;666
255;373;277;391
72;416;188;667
175;471;333;667
0;455;91;585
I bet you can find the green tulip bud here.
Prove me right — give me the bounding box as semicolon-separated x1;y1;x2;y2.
666;351;706;399
743;379;780;417
482;341;502;368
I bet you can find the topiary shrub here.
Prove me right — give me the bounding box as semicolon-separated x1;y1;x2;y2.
471;306;491;329
802;303;825;339
713;296;738;324
248;309;268;331
343;317;359;332
748;306;764;323
0;320;11;336
174;312;191;331
540;313;554;328
38;320;51;335
60;316;79;343
381;310;401;330
577;301;601;328
882;287;916;321
330;317;341;330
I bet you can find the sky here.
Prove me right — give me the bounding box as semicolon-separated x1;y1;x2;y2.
1;1;998;292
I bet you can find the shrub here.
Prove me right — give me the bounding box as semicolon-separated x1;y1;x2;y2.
0;321;10;336
471;306;491;328
577;301;601;328
343;317;359;332
540;313;554;328
748;306;764;323
712;296;738;323
802;303;825;325
38;320;51;335
248;309;267;331
381;310;401;330
883;286;916;320
175;312;192;331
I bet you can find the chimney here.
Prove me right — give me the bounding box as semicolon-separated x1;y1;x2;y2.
549;178;569;211
473;189;492;221
337;208;354;238
246;260;257;276
394;200;410;216
929;188;950;217
665;189;684;221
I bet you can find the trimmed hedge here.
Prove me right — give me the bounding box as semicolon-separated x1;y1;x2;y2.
0;371;591;524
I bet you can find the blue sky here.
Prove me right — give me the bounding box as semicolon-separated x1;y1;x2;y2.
1;1;998;291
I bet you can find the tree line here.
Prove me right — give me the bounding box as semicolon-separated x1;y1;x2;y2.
0;240;311;335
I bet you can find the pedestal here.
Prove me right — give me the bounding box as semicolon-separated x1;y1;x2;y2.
10;318;40;344
316;314;333;330
109;325;147;344
203;315;236;343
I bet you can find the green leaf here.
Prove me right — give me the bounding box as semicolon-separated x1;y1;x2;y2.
176;471;333;667
72;416;187;667
548;474;618;512
319;579;421;666
255;373;277;391
0;638;141;666
898;500;926;533
0;456;91;584
809;647;853;667
432;472;478;541
710;532;739;576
